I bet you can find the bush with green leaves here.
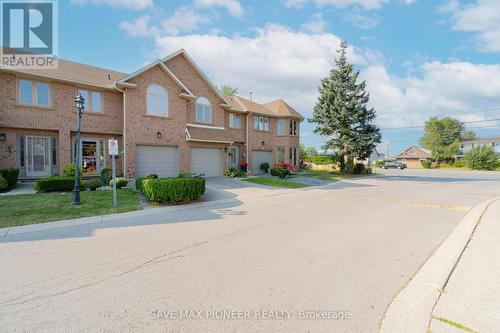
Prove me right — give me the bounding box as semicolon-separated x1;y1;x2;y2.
100;168;112;185
352;163;370;174
109;177;128;189
306;154;340;165
35;176;82;192
420;160;432;169
235;170;247;178
0;173;8;192
225;168;238;177
83;179;102;191
63;163;83;178
0;168;19;190
260;162;270;173
453;159;465;168
463;146;499;170
375;160;384;168
179;172;194;178
142;178;205;204
135;177;145;192
270;165;290;179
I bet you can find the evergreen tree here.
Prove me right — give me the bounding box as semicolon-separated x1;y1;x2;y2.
309;41;381;172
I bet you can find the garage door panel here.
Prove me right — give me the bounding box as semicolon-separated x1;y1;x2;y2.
191;148;222;177
136;146;179;178
252;151;273;173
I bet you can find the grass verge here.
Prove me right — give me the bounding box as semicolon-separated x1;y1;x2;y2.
0;189;142;228
295;170;347;181
243;177;310;188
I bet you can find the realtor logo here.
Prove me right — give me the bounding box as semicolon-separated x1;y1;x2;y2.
1;0;58;68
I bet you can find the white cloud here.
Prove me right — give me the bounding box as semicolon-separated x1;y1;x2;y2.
301;13;327;33
161;7;210;36
314;0;390;10
282;0;309;9
119;15;151;37
71;0;153;10
447;0;500;52
344;9;379;29
195;0;244;17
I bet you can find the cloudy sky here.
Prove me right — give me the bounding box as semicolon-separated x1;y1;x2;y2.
62;0;500;155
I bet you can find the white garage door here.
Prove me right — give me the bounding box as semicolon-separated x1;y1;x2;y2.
136;146;179;177
252;151;273;173
191;148;222;177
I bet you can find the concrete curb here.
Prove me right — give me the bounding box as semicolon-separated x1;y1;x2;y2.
378;197;499;333
0;197;239;238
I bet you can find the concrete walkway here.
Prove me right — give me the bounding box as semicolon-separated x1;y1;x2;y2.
0;183;36;196
430;199;500;333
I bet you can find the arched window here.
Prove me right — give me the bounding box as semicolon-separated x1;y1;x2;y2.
147;84;168;116
196;97;211;123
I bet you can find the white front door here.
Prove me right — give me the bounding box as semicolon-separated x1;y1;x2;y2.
26;136;51;177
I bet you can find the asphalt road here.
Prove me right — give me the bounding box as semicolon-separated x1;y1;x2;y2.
1;169;500;332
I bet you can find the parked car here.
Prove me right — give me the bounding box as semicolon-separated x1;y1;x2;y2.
381;161;407;169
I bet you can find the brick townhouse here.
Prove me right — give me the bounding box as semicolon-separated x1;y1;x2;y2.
0;49;303;179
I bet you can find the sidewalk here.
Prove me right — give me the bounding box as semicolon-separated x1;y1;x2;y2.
429;199;500;333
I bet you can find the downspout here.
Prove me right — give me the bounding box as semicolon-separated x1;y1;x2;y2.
246;111;253;172
114;83;127;178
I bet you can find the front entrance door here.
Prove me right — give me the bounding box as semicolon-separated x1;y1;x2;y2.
228;146;240;170
74;139;104;175
26;136;51;177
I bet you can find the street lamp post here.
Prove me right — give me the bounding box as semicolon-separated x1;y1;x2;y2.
72;93;85;205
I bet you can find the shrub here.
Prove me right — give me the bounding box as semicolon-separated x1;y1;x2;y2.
109;177;128;189
0;168;19;189
235;170;247;178
463;146;499;170
83;179;102;191
375;160;384;168
225;168;237;177
271;165;290;179
0;173;8;192
146;173;158;179
179;172;194;178
420;160;432;169
306;154;340;165
135;177;145;192
35;176;82;192
63;163;83;178
100;168;112;185
260;162;270;173
142;178;205;204
352;163;368;174
453;159;465;168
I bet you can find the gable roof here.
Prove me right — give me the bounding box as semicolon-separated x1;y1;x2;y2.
265;99;303;119
396;146;432;159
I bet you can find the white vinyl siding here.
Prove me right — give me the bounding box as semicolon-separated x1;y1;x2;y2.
136;146;179;177
191;148;222;177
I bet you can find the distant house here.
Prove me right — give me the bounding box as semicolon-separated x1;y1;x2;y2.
457;137;500;158
396;146;431;168
355;148;386;166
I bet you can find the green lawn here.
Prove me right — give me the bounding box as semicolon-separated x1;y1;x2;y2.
243;177;310;188
0;189;142;228
295;170;346;181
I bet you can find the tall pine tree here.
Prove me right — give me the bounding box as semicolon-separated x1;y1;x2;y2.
310;41;381;172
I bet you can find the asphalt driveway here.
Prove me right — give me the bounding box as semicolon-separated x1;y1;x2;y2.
1;169;499;332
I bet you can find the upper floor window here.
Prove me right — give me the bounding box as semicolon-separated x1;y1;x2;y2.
79;89;103;113
196;97;212;123
254;115;269;131
277;119;286;136
229;113;241;129
19;79;50;107
290;120;298;136
147;84;168;116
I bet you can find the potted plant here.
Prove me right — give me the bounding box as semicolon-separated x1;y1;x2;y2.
260;162;270;173
240;161;248;172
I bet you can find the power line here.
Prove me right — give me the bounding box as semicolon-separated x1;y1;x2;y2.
380;118;500;131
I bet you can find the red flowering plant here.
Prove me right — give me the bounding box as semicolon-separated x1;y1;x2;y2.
240;162;248;167
276;163;294;171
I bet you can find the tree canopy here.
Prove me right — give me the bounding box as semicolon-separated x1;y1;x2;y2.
309;41;381;172
420;117;465;161
220;85;238;96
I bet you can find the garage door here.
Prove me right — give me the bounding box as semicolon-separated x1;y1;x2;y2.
252;151;273;173
191;148;222;177
136;146;179;177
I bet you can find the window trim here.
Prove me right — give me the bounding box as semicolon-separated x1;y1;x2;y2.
229;113;241;129
289;147;297;166
290;120;298;136
79;88;104;113
277;147;286;164
196;96;212;124
277;119;286;136
146;84;168;117
18;78;51;107
254;115;270;132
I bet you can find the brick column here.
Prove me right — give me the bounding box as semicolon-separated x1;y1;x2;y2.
58;130;71;175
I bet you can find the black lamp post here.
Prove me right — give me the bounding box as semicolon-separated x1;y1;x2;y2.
72;93;85;205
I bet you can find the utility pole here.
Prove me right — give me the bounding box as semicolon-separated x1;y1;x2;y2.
386;143;390;160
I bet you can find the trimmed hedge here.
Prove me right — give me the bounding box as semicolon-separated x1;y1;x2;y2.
35;176;83;192
83;179;102;191
109;177;128;189
142;178;205;204
135;177;145;192
100;168;112;185
0;173;8;192
0;168;19;190
270;165;290;179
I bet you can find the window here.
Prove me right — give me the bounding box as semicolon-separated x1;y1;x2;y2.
19;79;50;106
254;116;269;131
289;147;297;166
277;147;286;163
147;84;168;116
229;113;241;128
290;120;298;136
79;89;103;113
277;119;286;135
196;97;212;123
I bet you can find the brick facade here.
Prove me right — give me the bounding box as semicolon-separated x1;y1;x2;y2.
0;50;302;179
